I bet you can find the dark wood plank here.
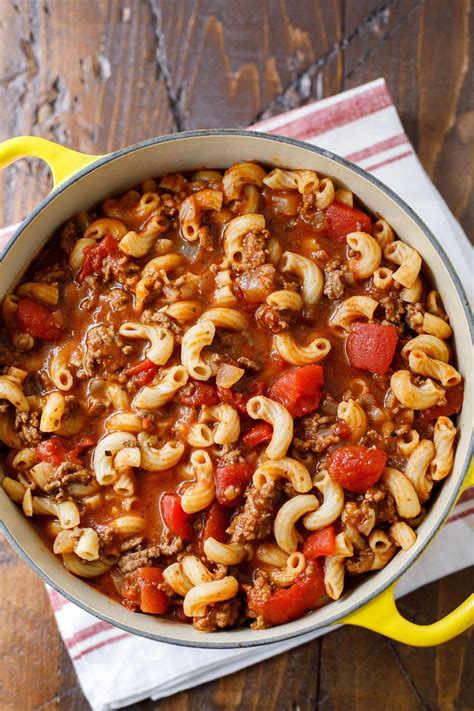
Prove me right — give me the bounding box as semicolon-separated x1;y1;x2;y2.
343;0;473;238
151;0;343;129
0;0;174;226
0;533;62;711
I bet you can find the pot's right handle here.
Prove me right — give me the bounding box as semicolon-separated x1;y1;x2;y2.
0;136;103;188
342;461;474;646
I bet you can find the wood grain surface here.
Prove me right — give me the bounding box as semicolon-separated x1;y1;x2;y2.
0;1;472;710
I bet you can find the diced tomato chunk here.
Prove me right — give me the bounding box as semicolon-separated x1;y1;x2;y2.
198;502;230;554
36;437;68;466
124;359;159;386
328;445;387;493
325;201;372;241
178;381;220;406
268;365;324;417
16;297;64;340
161;493;193;539
123;567;169;614
295;564;327;607
36;435;95;466
214;462;254;507
346;322;398;375
77;234;119;283
248;561;325;625
302;526;337;559
242;422;273;447
419;382;464;421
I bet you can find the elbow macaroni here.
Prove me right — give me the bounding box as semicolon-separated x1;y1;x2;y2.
246;396;293;459
273;332;331;365
280;251;324;305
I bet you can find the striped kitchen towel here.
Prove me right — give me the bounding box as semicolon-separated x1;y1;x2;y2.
1;78;472;711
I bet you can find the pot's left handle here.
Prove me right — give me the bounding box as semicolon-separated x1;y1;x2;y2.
0;136;103;188
342;462;474;646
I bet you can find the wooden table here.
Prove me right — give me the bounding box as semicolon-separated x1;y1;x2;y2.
0;1;472;709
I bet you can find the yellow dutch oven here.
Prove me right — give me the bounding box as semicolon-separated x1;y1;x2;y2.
0;134;472;648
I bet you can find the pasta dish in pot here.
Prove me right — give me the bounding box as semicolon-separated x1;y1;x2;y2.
0;163;463;631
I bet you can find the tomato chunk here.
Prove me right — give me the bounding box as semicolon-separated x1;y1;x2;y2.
124;359;159;386
346;322;398;375
248;562;325;625
268;365;324;417
36;435;95;466
302;526;337;558
16;297;64;340
36;437;68;466
198;502;230;554
215;462;254;507
161;493;193;539
325;201;372;241
178;381;220;406
242;422;273;447
124;567;169;614
329;445;387;493
77;234;119;283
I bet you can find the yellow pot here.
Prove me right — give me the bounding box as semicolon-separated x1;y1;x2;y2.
0;133;472;648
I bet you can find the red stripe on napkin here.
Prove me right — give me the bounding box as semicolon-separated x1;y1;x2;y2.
71;633;130;661
345;133;409;162
254;83;392;140
65;621;114;649
365;149;413;172
447;506;474;524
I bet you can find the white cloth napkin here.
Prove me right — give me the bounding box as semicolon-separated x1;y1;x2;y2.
1;78;472;711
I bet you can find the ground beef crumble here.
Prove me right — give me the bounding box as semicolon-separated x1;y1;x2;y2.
244;570;272;629
379;291;406;333
14;410;41;445
228;482;282;542
365;485;398;524
323;259;347;300
44;462;92;494
341;500;375;536
117;545;162;574
142;310;181;335
293;413;339;453
254;303;290;333
159;528;185;557
80;324;130;378
405;303;425;333
232;228;270;272
193;598;240;632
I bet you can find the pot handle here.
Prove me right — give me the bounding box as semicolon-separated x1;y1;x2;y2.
0;136;103;188
342;461;474;646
